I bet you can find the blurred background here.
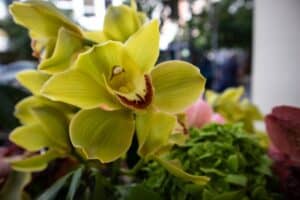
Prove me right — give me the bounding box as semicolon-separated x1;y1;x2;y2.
0;0;299;138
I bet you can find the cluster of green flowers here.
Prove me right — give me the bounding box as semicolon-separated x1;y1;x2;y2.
143;124;281;200
8;0;208;184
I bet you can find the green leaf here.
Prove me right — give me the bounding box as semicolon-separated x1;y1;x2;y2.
41;69;120;110
11;149;60;172
151;61;206;113
90;169;111;200
37;169;74;200
70;108;135;163
125;20;159;73
122;184;163;200
213;190;244;200
16;70;50;95
136;111;176;158
0;171;31;200
154;156;210;185
104;5;141;42
39;28;84;74
14;96;75;125
225;174;247;186
66;166;84;200
227;154;239;172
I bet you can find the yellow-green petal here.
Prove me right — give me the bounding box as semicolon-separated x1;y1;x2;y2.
75;41;124;80
70;108;135;163
154;156;210;185
205;90;219;105
9;0;81;59
41;69;120;110
125;20;159;73
217;86;244;104
9;0;80;38
83;30;107;43
38;28;84;74
9;124;52;152
151;61;206;113
16;70;50;95
15;96;75;125
136;111;176;158
11;149;61;172
104;5;141;42
32;107;70;151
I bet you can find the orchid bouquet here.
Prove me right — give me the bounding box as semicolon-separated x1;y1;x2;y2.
0;1;289;200
1;0;209;199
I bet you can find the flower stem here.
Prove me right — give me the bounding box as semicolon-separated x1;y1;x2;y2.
121;159;144;176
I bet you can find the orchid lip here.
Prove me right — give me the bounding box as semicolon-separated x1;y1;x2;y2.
117;74;153;109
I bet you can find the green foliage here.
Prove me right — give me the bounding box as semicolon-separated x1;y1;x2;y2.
117;184;163;200
190;0;253;50
0;171;31;200
143;124;282;200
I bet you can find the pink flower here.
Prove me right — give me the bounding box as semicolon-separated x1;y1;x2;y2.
185;97;225;128
211;113;225;124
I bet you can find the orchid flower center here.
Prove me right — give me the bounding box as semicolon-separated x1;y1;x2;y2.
110;65;134;93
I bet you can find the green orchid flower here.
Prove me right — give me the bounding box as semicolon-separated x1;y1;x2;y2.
16;70;51;96
206;87;263;133
9;0;85;74
9;96;74;172
84;0;146;43
41;19;206;163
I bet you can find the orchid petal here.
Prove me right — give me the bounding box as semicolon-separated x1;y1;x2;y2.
31;107;70;151
16;70;50;95
82;30;107;43
39;28;84;74
9;0;80;38
15;96;75;125
136;111;176;158
125;20;159;73
70;109;135;163
104;5;141;42
9;0;81;59
151;61;206;113
10;124;54;152
11;149;61;172
41;69;120;110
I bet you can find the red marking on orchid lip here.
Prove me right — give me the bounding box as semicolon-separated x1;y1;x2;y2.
117;75;153;109
178;119;188;135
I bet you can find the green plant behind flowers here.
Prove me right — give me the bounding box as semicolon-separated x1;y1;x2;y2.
143;124;281;200
7;0;209;187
